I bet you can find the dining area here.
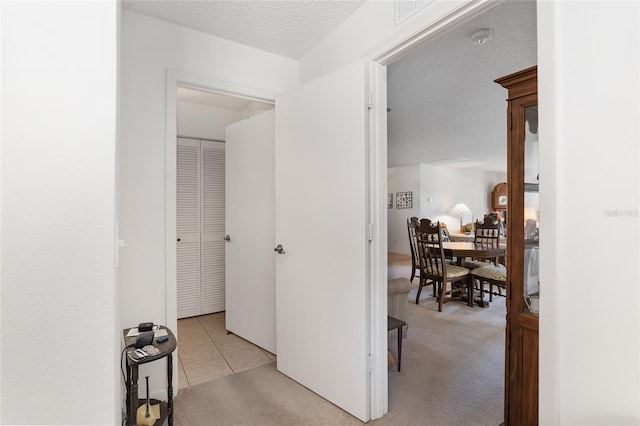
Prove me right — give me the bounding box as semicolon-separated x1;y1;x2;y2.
385;66;541;423
406;215;507;312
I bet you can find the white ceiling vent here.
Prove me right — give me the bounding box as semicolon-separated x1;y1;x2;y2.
395;0;434;26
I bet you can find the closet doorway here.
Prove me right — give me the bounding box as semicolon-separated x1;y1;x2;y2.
175;87;273;319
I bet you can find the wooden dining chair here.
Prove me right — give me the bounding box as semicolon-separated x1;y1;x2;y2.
415;219;471;312
469;217;507;301
406;217;420;283
472;264;507;302
464;218;502;269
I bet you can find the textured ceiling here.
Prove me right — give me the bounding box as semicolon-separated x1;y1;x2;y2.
125;0;536;173
388;0;537;173
122;0;365;59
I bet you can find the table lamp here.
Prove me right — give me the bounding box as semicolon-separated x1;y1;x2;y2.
451;203;472;233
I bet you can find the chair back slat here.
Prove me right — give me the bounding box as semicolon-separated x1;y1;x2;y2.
406;217;420;282
407;217;419;261
415;219;446;281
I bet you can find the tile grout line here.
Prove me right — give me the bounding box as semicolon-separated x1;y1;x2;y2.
180;314;236;385
179;312;276;387
177;355;191;387
210;335;237;374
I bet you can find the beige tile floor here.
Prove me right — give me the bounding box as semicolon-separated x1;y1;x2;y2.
177;312;276;388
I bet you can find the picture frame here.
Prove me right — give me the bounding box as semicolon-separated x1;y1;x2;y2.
396;191;413;209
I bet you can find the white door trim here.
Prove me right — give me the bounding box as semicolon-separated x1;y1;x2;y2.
165;69;275;392
366;59;388;419
367;0;499;66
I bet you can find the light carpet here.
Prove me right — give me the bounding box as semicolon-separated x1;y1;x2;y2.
174;257;505;425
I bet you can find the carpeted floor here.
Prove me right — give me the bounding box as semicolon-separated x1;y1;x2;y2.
383;285;506;425
174;255;506;425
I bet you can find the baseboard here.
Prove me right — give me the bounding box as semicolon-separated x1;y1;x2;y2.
388;250;411;256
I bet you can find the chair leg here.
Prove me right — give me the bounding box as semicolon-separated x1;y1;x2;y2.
489;281;494;302
415;277;423;304
410;266;415;283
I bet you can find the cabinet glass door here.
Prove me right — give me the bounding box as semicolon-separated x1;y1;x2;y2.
523;105;539;315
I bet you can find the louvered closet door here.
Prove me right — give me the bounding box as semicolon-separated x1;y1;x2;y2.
177;138;201;318
177;138;226;319
201;140;226;314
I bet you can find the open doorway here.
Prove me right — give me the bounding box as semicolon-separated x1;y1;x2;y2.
384;0;536;422
175;86;273;319
165;70;274;389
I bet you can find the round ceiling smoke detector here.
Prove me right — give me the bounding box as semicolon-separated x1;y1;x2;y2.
471;28;493;45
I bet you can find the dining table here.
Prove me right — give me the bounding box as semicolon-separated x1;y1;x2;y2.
443;241;506;264
442;241;507;307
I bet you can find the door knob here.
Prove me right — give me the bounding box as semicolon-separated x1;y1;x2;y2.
223;235;231;242
274;244;286;254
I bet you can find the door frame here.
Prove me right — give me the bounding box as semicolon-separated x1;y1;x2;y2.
365;0;502;420
165;66;389;417
164;69;276;391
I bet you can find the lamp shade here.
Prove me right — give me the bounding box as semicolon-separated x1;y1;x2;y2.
450;203;472;214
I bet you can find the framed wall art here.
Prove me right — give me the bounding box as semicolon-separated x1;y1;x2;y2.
396;191;413;209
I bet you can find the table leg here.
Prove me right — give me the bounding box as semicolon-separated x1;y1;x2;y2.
125;363;131;425
129;363;138;426
167;353;174;426
397;325;403;372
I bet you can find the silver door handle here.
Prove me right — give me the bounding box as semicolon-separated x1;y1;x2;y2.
274;244;286;254
223;235;231;242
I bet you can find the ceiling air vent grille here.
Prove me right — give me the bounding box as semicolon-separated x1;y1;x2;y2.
395;0;434;26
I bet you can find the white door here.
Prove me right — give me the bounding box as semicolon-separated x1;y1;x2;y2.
225;110;276;354
275;60;370;421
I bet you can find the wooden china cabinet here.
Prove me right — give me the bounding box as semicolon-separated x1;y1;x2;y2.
495;66;539;425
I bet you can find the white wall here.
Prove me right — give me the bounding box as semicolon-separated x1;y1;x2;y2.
387;165;421;255
300;0;472;84
419;165;497;233
177;101;242;140
538;2;639;424
300;1;395;84
306;0;640;423
387;164;498;255
119;10;298;396
1;1;119;424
